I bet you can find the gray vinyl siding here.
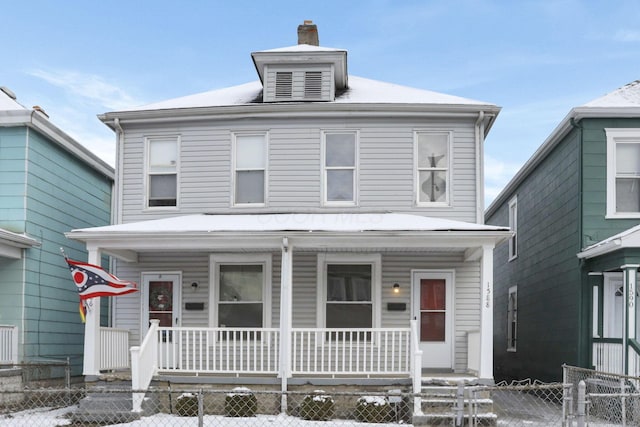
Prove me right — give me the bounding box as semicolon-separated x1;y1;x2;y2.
114;251;480;372
119;117;479;223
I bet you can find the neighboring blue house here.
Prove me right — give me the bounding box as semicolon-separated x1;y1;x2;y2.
486;80;640;382
0;86;114;377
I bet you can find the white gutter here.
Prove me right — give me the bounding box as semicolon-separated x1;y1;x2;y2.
475;111;485;224
113;118;125;225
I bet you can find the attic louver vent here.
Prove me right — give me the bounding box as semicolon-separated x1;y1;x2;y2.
304;71;322;99
275;72;293;99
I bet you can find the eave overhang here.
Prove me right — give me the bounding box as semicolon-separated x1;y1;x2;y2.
0;228;40;259
578;224;640;260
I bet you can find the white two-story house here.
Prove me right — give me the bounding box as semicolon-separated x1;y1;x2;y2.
67;22;509;404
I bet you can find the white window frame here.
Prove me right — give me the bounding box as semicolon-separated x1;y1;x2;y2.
508;196;518;261
316;253;381;330
145;136;180;209
507;285;517;352
232;132;268;207
209;254;272;329
415;130;452;206
606;128;640;218
321;130;359;206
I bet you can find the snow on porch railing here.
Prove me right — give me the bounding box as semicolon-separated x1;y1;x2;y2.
0;325;18;364
99;327;130;371
592;340;624;375
291;327;411;375
156;327;280;374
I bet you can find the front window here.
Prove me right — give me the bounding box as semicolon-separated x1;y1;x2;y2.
211;254;272;334
233;133;267;205
606;129;640;217
416;132;450;204
323;131;357;204
147;137;178;207
507;286;517;351
508;196;518;260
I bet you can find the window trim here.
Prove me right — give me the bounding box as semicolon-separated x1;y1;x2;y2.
321;130;359;206
231;132;268;207
606;128;640;218
316;253;381;330
508;196;518;261
507;285;517;352
209;254;272;329
414;130;452;207
144;135;180;210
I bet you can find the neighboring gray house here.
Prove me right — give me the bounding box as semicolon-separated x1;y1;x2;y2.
486;80;640;382
67;22;510;408
0;87;113;377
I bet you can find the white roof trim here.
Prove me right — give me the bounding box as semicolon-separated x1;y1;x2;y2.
577;224;640;259
0;228;40;260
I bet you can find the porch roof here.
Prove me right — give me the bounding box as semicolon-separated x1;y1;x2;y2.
578;223;640;260
66;213;511;262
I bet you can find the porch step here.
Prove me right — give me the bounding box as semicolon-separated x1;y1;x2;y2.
413;384;497;426
72;380;158;424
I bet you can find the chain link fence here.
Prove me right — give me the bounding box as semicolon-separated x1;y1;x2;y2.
564;364;640;426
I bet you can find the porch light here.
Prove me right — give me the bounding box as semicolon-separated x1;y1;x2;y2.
393;283;400;294
191;282;198;288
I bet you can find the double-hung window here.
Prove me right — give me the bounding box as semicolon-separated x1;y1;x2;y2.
146;136;179;208
508;196;518;260
323;131;357;205
233;133;267;205
606;128;640;217
211;254;271;338
318;254;380;340
416;132;450;205
507;286;517;351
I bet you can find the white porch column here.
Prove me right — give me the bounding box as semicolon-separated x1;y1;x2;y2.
278;237;293;411
479;244;494;381
623;264;639;375
83;248;102;377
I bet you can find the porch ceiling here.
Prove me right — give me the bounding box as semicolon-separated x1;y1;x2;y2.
65;213;511;262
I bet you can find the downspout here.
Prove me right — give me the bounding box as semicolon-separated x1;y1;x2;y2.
110;118;125;327
475;111;486;224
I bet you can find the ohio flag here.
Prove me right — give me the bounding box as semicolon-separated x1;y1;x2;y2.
66;258;138;300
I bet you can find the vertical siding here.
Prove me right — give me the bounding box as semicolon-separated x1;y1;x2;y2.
120;117;478;223
486;129;581;382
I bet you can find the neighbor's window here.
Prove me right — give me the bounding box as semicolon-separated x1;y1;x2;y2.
508;196;518;260
147;137;178;207
606;128;640;217
218;264;264;328
234;133;267;205
323;131;357;204
416;132;450;204
507;286;517;352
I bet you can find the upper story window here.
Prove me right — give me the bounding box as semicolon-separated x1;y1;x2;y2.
606;128;640;218
323;131;358;205
233;133;267;206
508;196;518;260
416;132;450;205
146;136;179;208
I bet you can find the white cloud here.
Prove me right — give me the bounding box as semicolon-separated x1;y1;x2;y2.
484;154;524;207
613;29;640;42
29;69;140;110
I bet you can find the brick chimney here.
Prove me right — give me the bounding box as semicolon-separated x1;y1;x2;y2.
297;20;319;46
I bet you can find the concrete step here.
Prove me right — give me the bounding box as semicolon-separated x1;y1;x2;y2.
413;411;497;426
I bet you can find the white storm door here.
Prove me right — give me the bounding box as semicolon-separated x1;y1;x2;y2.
412;271;453;369
142;273;181;369
603;273;624;339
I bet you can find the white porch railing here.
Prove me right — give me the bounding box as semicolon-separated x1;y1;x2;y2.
592;341;624;374
629;344;640;378
131;319;159;412
99;327;130;371
291;328;411;375
0;325;18;364
156;327;280;374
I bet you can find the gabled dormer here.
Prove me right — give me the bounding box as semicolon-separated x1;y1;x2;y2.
251;21;347;103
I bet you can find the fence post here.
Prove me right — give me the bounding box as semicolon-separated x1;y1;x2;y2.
454;381;464;426
620;377;626;426
198;389;204;427
576;380;585;427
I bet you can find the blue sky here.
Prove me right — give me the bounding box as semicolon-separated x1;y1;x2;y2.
3;0;640;206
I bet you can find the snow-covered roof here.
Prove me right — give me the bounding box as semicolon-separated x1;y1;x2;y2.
71;213;508;234
582;80;640;108
115;76;493;113
0;88;28;111
577;223;640;260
